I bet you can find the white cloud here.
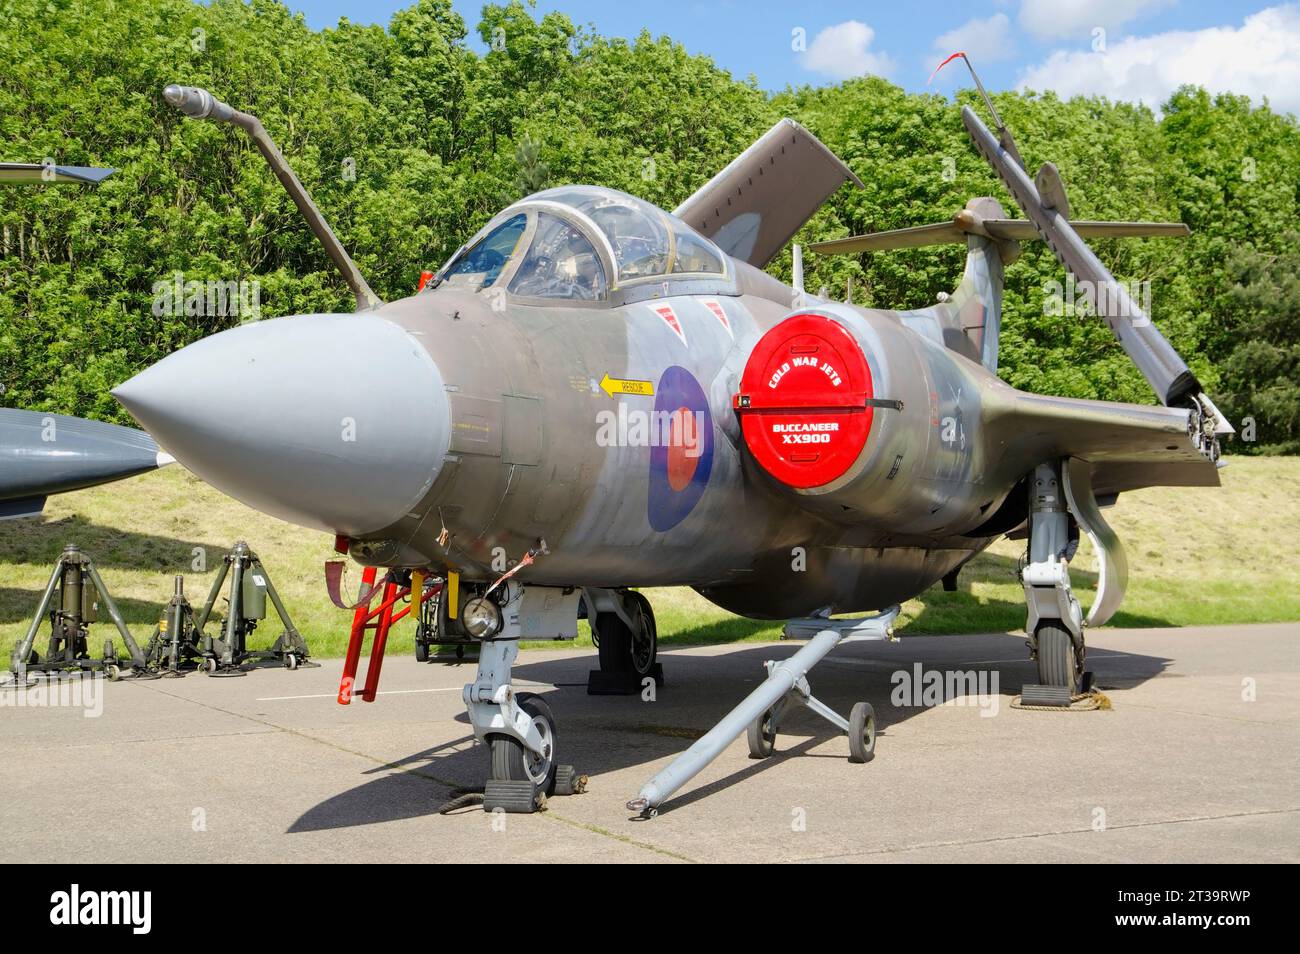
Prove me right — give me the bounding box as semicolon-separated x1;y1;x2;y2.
1019;0;1173;42
799;21;896;82
933;14;1016;65
1017;4;1300;115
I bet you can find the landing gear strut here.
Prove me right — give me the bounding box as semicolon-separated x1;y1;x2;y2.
1022;461;1087;697
459;582;587;812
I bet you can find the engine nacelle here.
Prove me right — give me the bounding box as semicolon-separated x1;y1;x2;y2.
734;307;995;536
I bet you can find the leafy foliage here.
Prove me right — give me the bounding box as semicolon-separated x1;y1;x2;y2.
2;0;1297;453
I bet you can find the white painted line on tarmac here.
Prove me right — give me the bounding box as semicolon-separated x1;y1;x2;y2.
256;681;555;702
256;687;461;701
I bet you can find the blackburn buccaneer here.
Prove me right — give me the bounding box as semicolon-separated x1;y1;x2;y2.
115;64;1228;814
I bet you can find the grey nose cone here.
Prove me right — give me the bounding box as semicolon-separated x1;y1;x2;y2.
113;314;449;536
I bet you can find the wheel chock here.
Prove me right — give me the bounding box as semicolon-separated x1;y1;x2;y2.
586;662;664;695
482;779;545;813
1019;684;1072;707
554;764;587;797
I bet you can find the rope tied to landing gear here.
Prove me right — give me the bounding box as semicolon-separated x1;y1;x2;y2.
434;790;487;814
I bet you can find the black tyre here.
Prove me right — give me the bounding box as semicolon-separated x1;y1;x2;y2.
595;592;657;678
848;701;876;763
594;613;629;672
414;640;429;663
1036;623;1078;692
628;591;657;678
747;708;778;759
489;694;557;797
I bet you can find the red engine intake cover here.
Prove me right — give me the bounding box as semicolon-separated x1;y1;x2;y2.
734;313;874;489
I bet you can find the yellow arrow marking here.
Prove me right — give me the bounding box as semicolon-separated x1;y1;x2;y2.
600;373;655;398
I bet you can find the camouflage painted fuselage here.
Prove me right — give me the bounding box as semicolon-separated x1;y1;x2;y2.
353;259;1006;619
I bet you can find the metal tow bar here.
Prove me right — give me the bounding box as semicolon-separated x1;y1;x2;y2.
627;605;899;816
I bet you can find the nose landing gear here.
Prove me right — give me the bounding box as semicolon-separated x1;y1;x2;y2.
457;582;588;813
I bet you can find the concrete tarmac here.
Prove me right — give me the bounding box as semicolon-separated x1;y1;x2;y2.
1;622;1296;863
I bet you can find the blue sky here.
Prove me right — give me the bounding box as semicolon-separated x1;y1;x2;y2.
286;1;1300;114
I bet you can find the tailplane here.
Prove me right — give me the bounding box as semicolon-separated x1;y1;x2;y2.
881;198;1012;373
812;51;1229;461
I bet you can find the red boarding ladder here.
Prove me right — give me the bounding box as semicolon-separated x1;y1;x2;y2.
338;568;440;705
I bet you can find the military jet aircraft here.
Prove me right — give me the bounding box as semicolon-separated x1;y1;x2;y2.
1;164;172;519
115;69;1227;814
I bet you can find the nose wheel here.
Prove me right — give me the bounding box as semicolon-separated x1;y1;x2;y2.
489;693;557;796
466;623;588;815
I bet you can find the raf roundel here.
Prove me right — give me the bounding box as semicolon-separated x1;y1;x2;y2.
647;366;714;532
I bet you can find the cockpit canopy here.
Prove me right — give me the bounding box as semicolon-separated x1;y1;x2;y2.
436;186;726;302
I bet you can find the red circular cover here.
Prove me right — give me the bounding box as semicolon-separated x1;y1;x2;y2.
736;313;874;489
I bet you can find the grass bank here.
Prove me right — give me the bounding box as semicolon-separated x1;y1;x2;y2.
1;457;1295;660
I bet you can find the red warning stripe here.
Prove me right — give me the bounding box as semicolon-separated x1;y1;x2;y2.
702;298;733;339
653;303;687;346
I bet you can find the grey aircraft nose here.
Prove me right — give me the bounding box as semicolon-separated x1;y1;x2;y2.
113;313;449;536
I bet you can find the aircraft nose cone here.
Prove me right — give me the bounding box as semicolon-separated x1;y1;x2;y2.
113;313;449;535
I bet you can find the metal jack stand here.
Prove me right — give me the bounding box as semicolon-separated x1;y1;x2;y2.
8;544;146;683
143;576;205;674
192;542;309;674
628;605;899;817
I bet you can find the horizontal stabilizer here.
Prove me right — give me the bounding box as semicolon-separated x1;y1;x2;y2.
674;119;863;268
812;214;1189;255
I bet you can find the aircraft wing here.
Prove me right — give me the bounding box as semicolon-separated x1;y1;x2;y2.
673;119;862;268
983;383;1221;497
0;162;116;184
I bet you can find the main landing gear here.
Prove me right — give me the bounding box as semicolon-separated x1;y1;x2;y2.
1020;458;1127;702
585;588;663;695
627;605;899;817
1021;463;1085;699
